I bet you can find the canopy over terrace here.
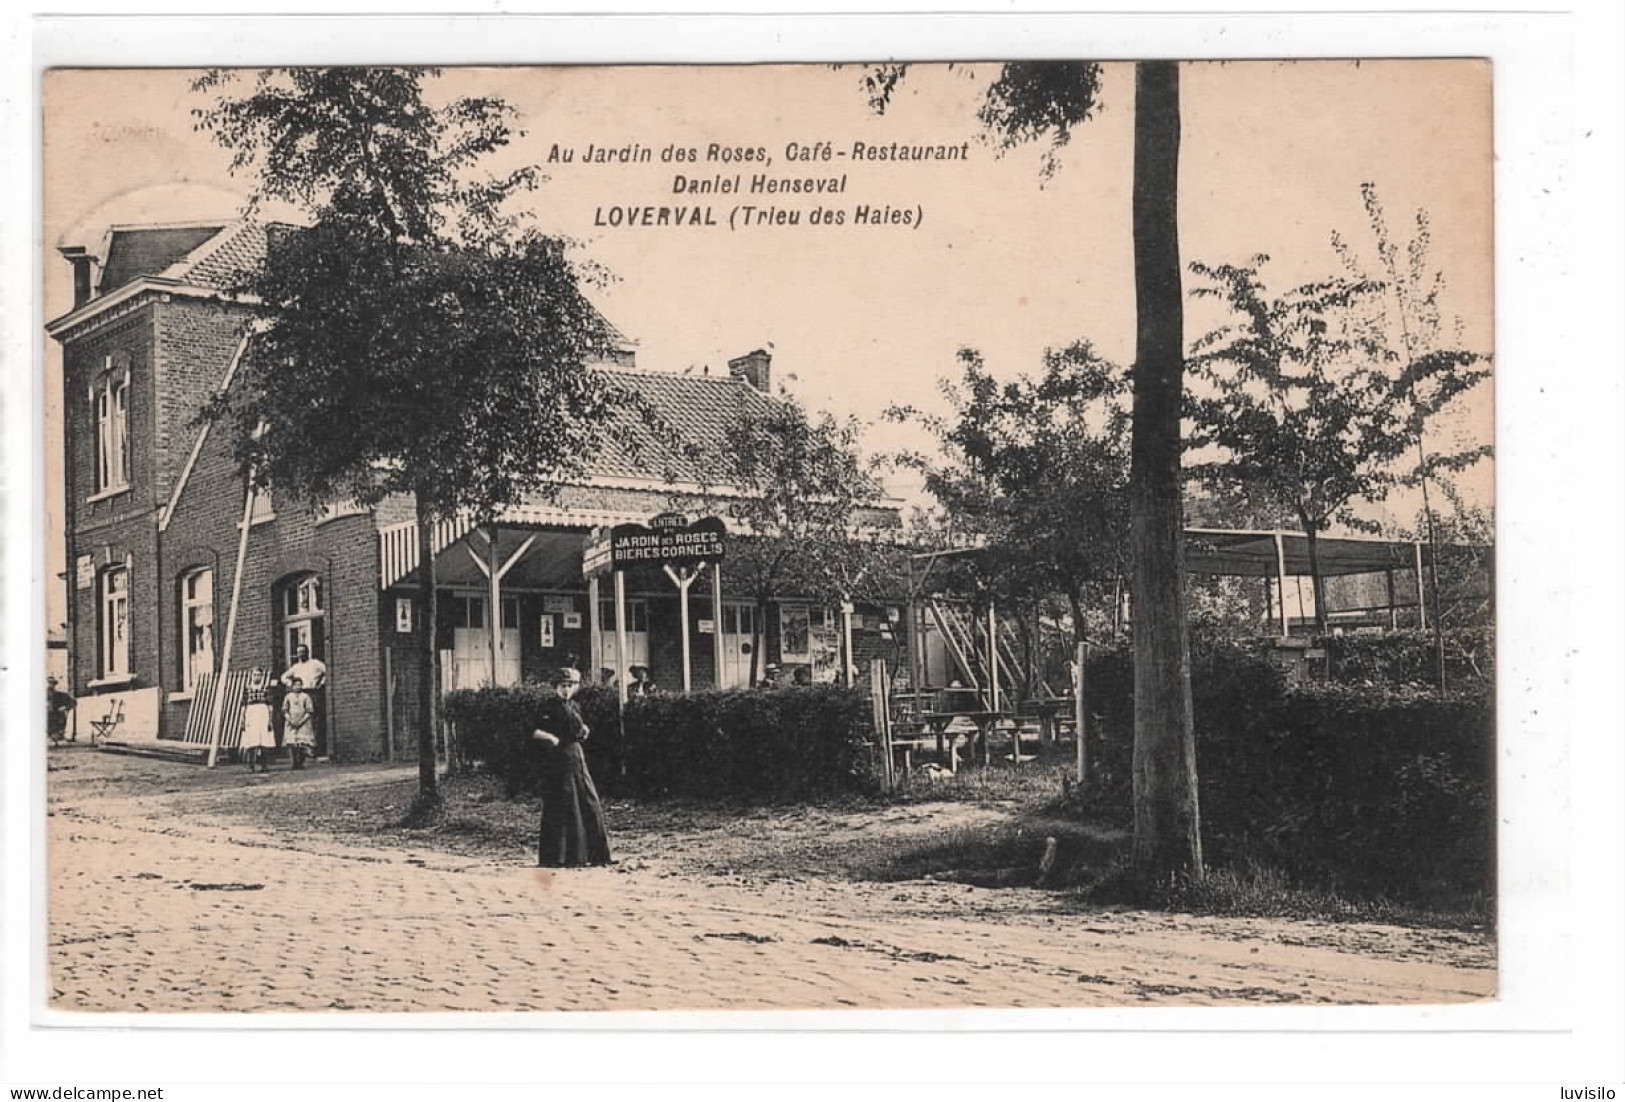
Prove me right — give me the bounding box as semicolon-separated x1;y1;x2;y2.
378;501;705;701
1185;527;1440;635
906;527;1452;703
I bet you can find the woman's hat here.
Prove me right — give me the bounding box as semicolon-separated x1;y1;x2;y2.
554;667;582;684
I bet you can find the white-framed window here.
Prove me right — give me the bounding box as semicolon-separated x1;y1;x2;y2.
98;564;130;680
91;357;131;495
449;595;518;630
598;598;650;669
278;573;326;665
451;594;485;630
179;567;215;694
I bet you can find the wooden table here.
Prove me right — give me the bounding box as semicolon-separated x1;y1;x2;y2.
920;710;1015;770
1021;697;1073;743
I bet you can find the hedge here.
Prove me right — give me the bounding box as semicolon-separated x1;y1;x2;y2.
1080;642;1494;902
444;683;879;801
1322;625;1495;688
448;647;1493;903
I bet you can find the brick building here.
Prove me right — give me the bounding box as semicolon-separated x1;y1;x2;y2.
49;221;907;759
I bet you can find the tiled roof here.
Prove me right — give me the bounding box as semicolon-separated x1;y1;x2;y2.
590;369;779;485
98;224;228;294
169;221;274;290
87;221;780;486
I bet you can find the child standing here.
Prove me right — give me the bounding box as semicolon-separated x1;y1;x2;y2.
282;676;316;770
239;669;275;773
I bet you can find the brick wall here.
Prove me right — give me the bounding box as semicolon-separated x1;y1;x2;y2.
62;308;163;704
153;300;251;505
57;297;389;757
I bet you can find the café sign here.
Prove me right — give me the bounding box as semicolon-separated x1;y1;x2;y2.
609;515;726;568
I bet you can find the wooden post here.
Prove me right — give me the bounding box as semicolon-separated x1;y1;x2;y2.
588;572;602;679
840;600;855;688
710;561;724;688
1274;531;1290;636
987;600;1000;713
484;525;502;688
906;557;925;699
205;479;258;768
1386;568;1398;631
383;647;394;762
663;564;697;693
613;569;629;707
1413;541;1428;630
870;657;893;792
1074;641;1088;787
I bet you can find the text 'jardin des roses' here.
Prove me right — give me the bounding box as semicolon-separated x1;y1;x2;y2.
544;138;972;230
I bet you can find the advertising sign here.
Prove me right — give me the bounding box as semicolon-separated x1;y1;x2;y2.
610;516;726;568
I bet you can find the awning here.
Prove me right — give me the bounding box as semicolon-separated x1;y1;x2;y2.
1185;528;1429;578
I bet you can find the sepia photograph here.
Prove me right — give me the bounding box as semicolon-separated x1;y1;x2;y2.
35;56;1504;1018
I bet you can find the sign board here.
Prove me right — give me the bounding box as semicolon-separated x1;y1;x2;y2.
394;598;413;634
697;619;715;634
562;612;583;630
582;531;614;577
539;614;555;649
76;554;94;590
542;595;575;614
610;516;726;569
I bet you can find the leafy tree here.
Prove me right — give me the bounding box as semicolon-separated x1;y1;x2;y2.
702;394;889;685
193;68;630;809
1334;183;1494;685
1185;249;1489;636
1399;478;1495;631
889;341;1131;657
864;60;1203;886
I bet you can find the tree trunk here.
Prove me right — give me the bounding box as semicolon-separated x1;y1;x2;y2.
1067;588;1088;649
1128;60;1202;888
1301;515;1330;637
415;498;441;805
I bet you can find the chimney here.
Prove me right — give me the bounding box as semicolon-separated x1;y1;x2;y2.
59;245;94;309
727;349;772;392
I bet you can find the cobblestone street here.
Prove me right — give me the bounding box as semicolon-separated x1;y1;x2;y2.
47;748;1496;1014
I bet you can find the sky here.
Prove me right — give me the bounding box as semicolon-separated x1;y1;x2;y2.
40;60;1495;628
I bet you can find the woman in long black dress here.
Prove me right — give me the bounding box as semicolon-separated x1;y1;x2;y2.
531;667;613;867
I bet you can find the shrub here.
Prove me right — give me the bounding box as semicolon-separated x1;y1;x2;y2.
1322;626;1495;688
1075;641;1493;905
444;683;879;801
445;684;623;797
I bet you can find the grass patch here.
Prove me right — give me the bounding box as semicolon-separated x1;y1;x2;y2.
893;761;1075;807
853;815;1129;890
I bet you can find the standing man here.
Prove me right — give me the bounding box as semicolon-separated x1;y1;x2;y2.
280;644;329;757
46;676;76;744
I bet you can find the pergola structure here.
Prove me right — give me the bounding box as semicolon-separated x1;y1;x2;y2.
902;526;1463;710
1184;527;1437;635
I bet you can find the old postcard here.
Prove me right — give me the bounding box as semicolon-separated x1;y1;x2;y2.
41;59;1495;1020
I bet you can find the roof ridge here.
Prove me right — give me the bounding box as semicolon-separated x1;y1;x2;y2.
601;364;744;383
102;219;234;236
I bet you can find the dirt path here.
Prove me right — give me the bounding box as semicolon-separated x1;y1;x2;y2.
46;747;1496;1013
